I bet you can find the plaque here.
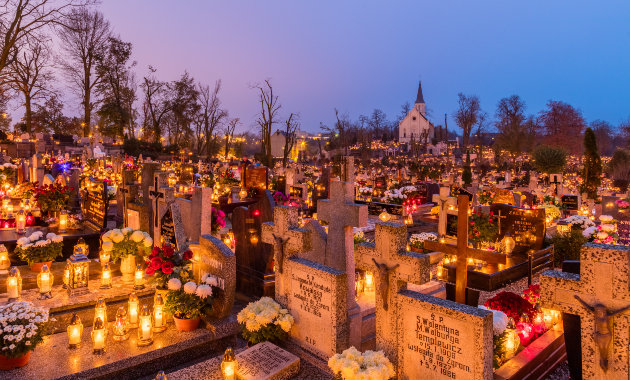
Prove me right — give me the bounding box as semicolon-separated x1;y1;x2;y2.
160;207;178;249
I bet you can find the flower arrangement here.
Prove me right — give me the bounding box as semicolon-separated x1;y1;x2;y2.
542;195;559;206
272;191;288;205
0;302;49;359
616;199;630;210
211;207;226;234
165;276;217;320
469;210;499;244
198;173;215;188
584;223;619;244
382;188;407;204
353;230;371;245
541;204;561;222
34;183;72;213
409;232;438;253
218;168;239;187
13;182;38;200
15;232;63;264
483;291;536;323
145;244;193;288
358;186;373;197
564;214;595;230
101;228;152;263
328;347;395;380
599;215;615;224
477;189;494;206
522;284;540;306
237;297;294;345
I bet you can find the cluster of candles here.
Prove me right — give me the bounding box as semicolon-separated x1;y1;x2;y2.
502;308;562;360
67;293;168;354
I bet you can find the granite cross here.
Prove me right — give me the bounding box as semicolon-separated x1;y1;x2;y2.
540;244;630;379
261;206;311;304
424;194;507;304
432;186;457;238
355;221;430;366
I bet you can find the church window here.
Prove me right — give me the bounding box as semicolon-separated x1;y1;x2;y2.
412;116;416;121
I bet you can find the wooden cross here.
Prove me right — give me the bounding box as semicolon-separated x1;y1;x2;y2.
424;194;507;304
261;206;311;304
355;221;430;366
541;244;630;378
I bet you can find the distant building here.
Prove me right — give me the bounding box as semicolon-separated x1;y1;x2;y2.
398;81;434;144
270;129;313;160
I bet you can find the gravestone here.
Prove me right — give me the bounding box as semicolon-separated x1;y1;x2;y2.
159;203;186;251
233;191;275;297
282;256;348;359
601;196;620;219
491;203;546;255
261;206;311;305
42;173;55;186
549;173;563;195
433;187;457;239
618;210;630;246
355;222;431;366
242;165;269;189
397;291;493;379
317;180;368;348
492;187;514;205
235;342;300;380
80;177;109;231
190;234;235;319
562;194;580;212
31;154;44;184
540;244;630;379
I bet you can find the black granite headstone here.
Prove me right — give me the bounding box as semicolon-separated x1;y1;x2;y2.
561;195;579;211
490;203;546;255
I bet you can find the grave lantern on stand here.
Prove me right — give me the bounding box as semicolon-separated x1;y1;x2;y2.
67;245;90;296
15;209;26;234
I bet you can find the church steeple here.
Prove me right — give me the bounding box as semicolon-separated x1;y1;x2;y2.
415;81;425;104
414;81;426;116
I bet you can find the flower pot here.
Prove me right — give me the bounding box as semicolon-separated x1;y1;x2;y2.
120;254;136;284
0;351;31;370
173;316;200;331
30;261;52;273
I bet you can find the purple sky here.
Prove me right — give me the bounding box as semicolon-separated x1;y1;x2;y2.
96;1;629;134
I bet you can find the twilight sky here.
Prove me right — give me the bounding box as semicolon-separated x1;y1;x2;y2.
96;0;629;134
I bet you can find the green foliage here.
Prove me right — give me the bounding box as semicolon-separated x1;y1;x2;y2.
532;146;567;174
165;287;213;319
16;242;62;264
549;230;587;266
580;128;602;199
607;149;630;191
470;210;499;243
123;137;163;158
493;330;509;369
241;323;288;345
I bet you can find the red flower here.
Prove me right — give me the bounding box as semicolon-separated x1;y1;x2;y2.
150;257;163;270
163;245;174;258
152;246;161;256
490;211;494;216
488;219;493;223
162;261;174;274
145;267;156;276
182;250;193;260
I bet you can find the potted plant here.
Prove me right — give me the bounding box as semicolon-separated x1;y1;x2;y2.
102;228;152;283
0;301;50;370
408;232;438;253
15;231;63;271
165;275;217;331
34;183;71;217
236;297;294;346
328;347;395;380
145;244;192;298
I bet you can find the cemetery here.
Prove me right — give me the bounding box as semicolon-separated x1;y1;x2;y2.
0;2;627;380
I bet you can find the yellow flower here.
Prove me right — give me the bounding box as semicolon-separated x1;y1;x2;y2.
130;230;145;243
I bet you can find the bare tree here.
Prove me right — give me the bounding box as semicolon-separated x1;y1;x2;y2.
454;93;481;149
141;66;170;142
58;7;110;136
254;79;280;167
282;112;299;167
6;40;53;133
194;80;227;156
223;117;238;160
0;0;88;76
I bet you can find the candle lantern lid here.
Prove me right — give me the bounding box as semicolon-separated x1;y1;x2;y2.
70;313;81;325
68;246;90;263
223;347;235;361
8;267;19;277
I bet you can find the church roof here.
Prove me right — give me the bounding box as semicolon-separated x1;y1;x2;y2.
415;81;424;104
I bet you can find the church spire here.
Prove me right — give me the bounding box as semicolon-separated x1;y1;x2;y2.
415;81;424;104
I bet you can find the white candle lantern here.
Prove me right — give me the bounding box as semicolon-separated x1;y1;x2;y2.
37;264;54;299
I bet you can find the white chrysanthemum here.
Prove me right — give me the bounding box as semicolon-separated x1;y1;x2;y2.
479;306;509;336
583;226;597;238
111;231;124;243
16;237;28;246
195;284;213;299
52;235;63;243
599;215;613;222
183;281;197;294
143;236;153;248
597;232;608;240
167;278;182;290
102;240;114;251
130;230;145;243
45;233;57;241
122;227;133;235
601;224;616;232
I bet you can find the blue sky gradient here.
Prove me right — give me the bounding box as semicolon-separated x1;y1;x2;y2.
98;0;630;134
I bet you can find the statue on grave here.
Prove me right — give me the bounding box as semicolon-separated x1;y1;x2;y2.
272;234;291;273
574;295;630;372
372;258;399;311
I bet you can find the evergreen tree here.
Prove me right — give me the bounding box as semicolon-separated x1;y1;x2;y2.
462;150;472;186
581;127;602;198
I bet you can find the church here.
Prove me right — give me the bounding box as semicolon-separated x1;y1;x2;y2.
398;81;434;144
